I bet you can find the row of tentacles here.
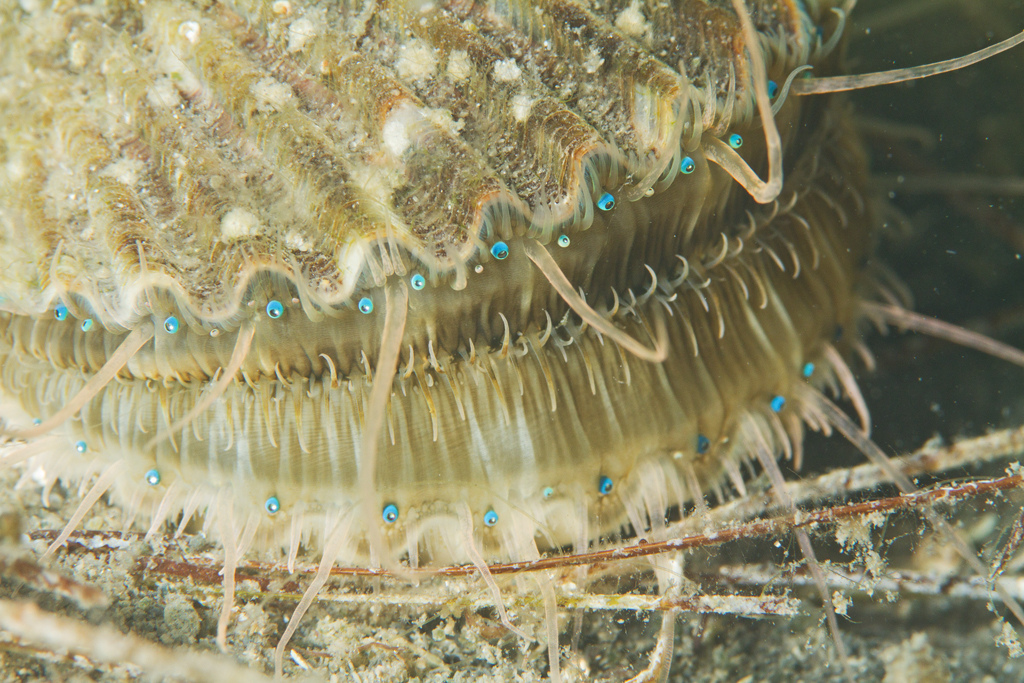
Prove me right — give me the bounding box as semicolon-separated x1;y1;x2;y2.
0;138;868;549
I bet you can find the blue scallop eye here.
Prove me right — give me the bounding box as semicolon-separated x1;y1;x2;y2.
265;496;280;514
542;486;555;499
802;362;815;378
382;503;399;523
680;156;696;174
767;80;779;99
145;469;161;486
54;304;68;321
770;395;786;412
490;241;509;260
728;133;743;149
163;315;180;333
597;192;615;211
74;440;87;454
410;274;426;290
81;319;94;332
266;300;283;319
598;476;613;495
483;509;499;527
557;235;570;248
358;297;373;314
696;434;710;454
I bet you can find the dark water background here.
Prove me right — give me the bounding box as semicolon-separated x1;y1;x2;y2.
817;0;1024;466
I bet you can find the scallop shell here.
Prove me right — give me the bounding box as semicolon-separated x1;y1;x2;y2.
1;0;814;316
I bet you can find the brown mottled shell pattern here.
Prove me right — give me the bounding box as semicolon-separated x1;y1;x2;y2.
1;0;817;316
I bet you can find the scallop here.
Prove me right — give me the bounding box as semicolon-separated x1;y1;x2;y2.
1;0;1023;680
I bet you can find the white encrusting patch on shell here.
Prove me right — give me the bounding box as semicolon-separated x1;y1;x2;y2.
285;231;313;252
178;20;201;44
381;101;424;158
220;208;261;241
251;77;295;113
510;94;534;123
583;47;605;75
394;40;438;82
286;16;317;52
614;1;651;41
446;49;473;81
492;58;523;82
